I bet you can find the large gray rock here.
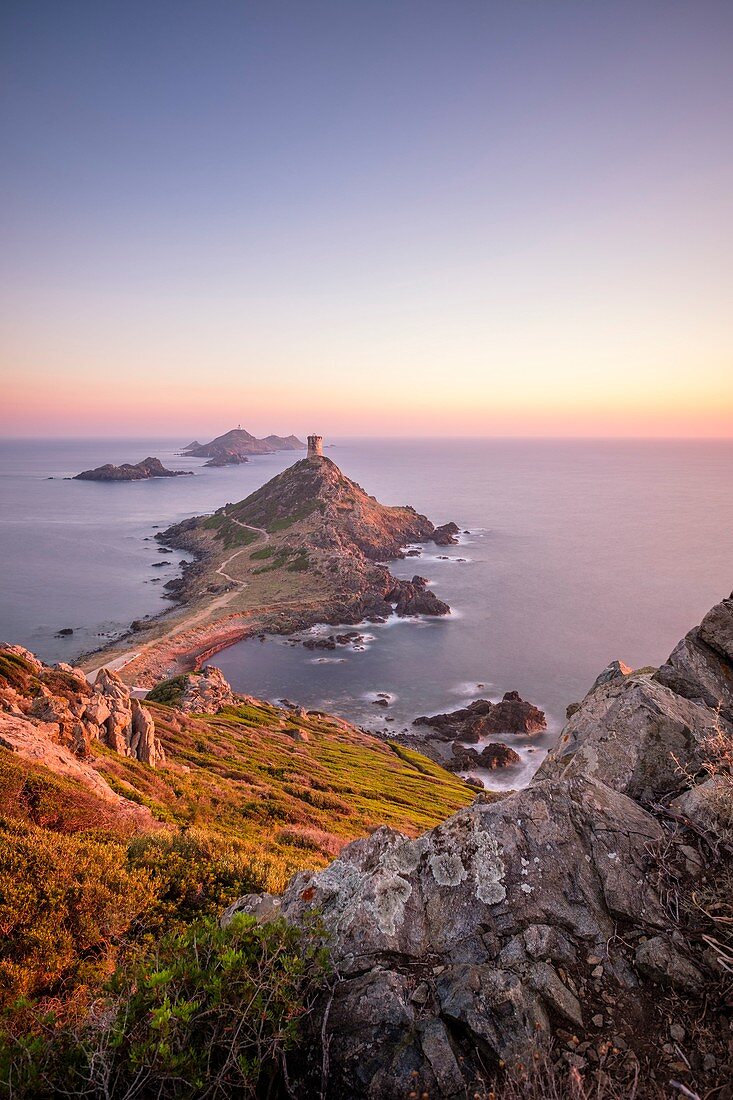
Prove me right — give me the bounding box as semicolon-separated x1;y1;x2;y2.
699;592;733;663
536;671;721;801
237;776;665;963
655;593;733;720
657;635;733;722
221;593;733;1097
225;777;665;1095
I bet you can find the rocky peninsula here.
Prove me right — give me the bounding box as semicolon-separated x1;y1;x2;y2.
81;441;457;687
74;456;192;481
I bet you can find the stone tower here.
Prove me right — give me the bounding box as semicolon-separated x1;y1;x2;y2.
307;434;323;459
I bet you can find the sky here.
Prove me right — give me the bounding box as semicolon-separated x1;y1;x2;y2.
1;0;732;439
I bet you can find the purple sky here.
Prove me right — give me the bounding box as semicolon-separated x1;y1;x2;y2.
1;1;732;437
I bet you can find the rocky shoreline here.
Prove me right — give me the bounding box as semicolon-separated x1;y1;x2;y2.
224;589;733;1098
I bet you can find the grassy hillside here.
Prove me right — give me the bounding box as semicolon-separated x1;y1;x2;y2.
0;643;472;1095
89;696;473;879
0;688;471;1025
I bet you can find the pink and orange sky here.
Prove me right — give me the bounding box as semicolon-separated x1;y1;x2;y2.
1;1;732;439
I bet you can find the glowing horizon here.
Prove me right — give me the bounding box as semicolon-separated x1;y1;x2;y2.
1;2;732;440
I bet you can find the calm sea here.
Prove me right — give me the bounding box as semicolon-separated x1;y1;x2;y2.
2;437;732;782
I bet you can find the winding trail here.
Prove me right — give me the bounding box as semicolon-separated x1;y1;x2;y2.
86;513;269;685
145;513;270;636
215;515;269;585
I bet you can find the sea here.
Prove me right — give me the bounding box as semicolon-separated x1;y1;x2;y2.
1;437;731;788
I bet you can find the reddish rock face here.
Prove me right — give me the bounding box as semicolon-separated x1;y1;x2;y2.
448;741;521;771
0;645;165;768
414;691;547;740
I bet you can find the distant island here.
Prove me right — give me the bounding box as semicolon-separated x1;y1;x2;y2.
82;434;457;686
74;457;193;481
203;453;248;467
183;427;305;464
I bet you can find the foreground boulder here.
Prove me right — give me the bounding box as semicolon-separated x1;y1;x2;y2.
224;594;733;1097
656;592;733;720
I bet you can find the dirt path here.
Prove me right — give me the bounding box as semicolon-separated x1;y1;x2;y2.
85;651;141;683
86;514;269;685
215;516;269;585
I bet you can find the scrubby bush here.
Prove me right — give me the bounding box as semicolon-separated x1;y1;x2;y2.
126;829;291;932
146;674;190;707
0;820;154;1007
702;715;733;841
1;914;328;1099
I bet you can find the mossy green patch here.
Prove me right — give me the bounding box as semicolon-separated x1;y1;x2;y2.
145;674;190;707
201;514;258;550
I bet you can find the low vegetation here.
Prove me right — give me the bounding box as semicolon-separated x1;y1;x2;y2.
2;912;327;1099
201;513;258;550
252;546;310;574
0;685;471;1096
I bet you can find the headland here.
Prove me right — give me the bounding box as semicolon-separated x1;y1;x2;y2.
80;441;458;687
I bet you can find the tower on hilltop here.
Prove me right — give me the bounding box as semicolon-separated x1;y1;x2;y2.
307;434;323;459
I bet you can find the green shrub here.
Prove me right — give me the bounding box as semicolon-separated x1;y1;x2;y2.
1;914;329;1099
145;675;190;707
109;914;326;1096
125;830;283;932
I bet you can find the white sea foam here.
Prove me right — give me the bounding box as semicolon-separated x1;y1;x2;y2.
361;690;397;704
449;680;493;697
416;553;473;564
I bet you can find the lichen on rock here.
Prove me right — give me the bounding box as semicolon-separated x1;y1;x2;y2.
220;591;733;1098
